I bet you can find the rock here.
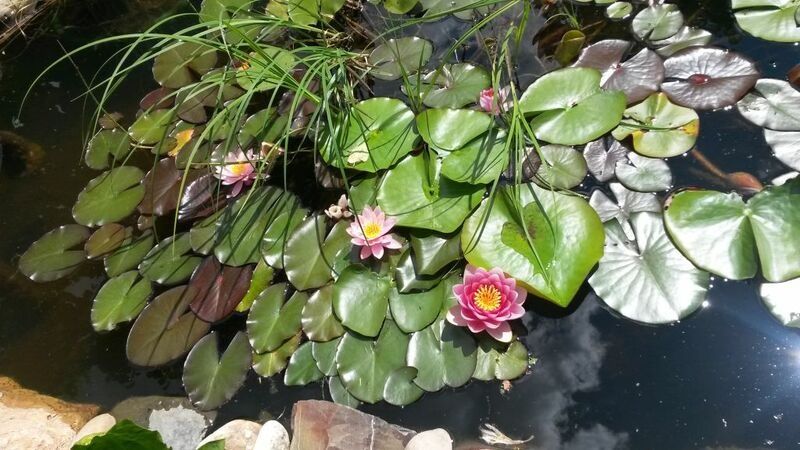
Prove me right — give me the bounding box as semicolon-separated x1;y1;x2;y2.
0;376;100;450
405;429;453;450
0;0;38;20
290;400;416;450
254;420;290;450
73;414;117;443
110;395;216;428
197;420;261;450
149;404;209;450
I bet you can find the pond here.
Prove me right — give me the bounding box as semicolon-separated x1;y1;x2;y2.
1;0;799;448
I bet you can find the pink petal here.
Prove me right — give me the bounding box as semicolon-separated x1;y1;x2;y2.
230;180;243;197
486;322;512;342
514;286;528;305
446;307;467;327
359;246;372;260
382;235;402;249
465;318;485;334
464;264;478;280
371;244;385;259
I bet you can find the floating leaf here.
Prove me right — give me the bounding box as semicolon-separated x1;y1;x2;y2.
328;376;361;408
190;210;222;255
590;182;661;240
732;0;800;43
473;340;529;381
612;92;699;157
664;179;800;282
417;108;494;152
590;213;709;324
92;271;152;332
105;231;155;277
440;129;509;185
737;79;800;131
127;285;210;367
583;136;628;182
129;110;174;145
139;233;202;285
764;130;800;171
178;174;226;221
651;26;713;57
606;2;632;20
368;37;432;81
311;338;340;376
383;367;425;406
288;0;345;25
410;231;461;276
518;67;626;145
183;331;251;410
409;64;490;108
302;285;345;342
73;420;168;449
139;158;185;216
85;129;132;170
19;225;89;282
631;4;683;41
389;275;454;333
394;250;443;293
615;153;672;192
85;224;130;259
200;0;251;23
419;0;486;20
321;98;418;173
335;320;408;403
407;319;477;392
760;277;800;327
377;154;484;233
248;283;309;353
73;167;145;227
554;30;586;66
153;42;218;88
660;47;760;110
572;39;664;104
285;341;324;386
284;217;351;291
253;333;300;377
188;257;253;322
534;144;588;189
462;183;604;306
236;259;274;312
332;265;392;337
235;47;297;92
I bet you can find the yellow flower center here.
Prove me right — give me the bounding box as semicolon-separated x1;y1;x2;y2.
473;284;502;312
363;222;382;240
229;162;250;176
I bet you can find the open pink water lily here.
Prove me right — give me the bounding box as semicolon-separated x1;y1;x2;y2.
447;265;527;342
214;148;259;197
346;205;402;260
479;86;511;115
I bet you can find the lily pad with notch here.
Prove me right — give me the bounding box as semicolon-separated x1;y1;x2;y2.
92;271;152;332
139;233;202;285
732;0;800;43
440;129;509;185
105;231;155;277
73;167;146;227
247;283;309;353
583;136;628;182
19;224;90;282
188;257;253;322
417;108;494;153
737;79;800;131
332;265;392;337
368;37;432;81
284;216;351;291
301;284;345;342
764;129;800;171
407;318;477;392
183;331;251;410
473;339;529;381
153;42;218;89
631;4;683;41
590;182;661;240
408;63;490;109
612;92;699;158
85;129;133;170
615;152;672;192
85;224;130;259
760;277;800;328
252;333;300;378
534;144;588;190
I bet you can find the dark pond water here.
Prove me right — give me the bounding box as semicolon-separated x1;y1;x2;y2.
1;1;799;449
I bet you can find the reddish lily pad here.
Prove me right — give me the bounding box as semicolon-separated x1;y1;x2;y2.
573;39;664;103
188;257;254;323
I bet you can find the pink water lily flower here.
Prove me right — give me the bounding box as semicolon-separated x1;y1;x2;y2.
447;265;527;342
346;206;402;260
479;86;511;115
214;148;259;197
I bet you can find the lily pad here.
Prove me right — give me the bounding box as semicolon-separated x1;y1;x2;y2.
301;285;345;342
534;144;588;189
388;276;451;334
235;47;297;92
139;158;185;216
284;217;351;291
252;333;301;377
462;183;604;306
383;367;425;406
247;283;309;353
407;318;477;392
200;0;251;23
328;376;361;407
183;331;251;410
139;233;202;285
473;340;529;381
236;260;274;312
615;153;673;192
651;26;713;57
410;64;490;108
664;179;800;282
737;79;800;131
377;154;484;233
85;224;130;259
73;167;146;227
631;4;683;41
760;277;800;327
590;213;709;324
583;136;629;182
394;250;444;293
335;320;408;403
518;67;626;145
311;338;340;376
19;225;90;282
188;257;253;323
368;37;432;81
440;129;509;185
105;231;155;277
612;92;699;158
660;47;760;110
332;265;392;337
572;39;664;103
764;129;800;171
288;0;346;25
129;110;174;145
417;108;494;152
732;0;800;43
606;2;632;20
85;130;133;170
153;43;218;89
92;271;152;332
590;182;661;240
127;285;211;367
285;341;324;386
321;98;418;172
410;231;461;276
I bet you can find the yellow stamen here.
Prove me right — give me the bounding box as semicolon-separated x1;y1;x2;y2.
229;163;250;176
473;285;502;312
363;222;382;240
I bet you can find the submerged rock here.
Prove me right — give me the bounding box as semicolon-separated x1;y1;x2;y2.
254;420;290;450
290;400;416;450
110;395;216;428
73;414;117;444
405;429;453;450
197;419;261;450
149;404;209;450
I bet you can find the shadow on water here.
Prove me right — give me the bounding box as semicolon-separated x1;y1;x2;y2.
0;1;799;449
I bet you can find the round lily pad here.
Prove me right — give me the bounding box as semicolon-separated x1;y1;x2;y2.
85;129;133;170
19;224;90;282
301;285;344;342
247;283;308;353
105;231;155;277
534;144;588;189
737;79;800;131
651;26;713;58
183;331;251;410
410;64;490;109
235;47;297;92
285;341;324;386
417;108;494;152
615;153;673;192
590;182;661;240
473;340;529;381
383;367;425;406
284;217;351;291
583;136;629;182
368;37;432;81
139;233;202;285
129;110;174;145
91;271;152;332
252;334;301;378
631;4;683;41
612;92;699;158
764;129;800;171
760;277;800;328
606;2;632;20
72;167;145;227
332;265;392;338
85;224;130;259
440;129;509;185
153;42;218;89
732;0;800;43
188;257;253;323
407;319;477;392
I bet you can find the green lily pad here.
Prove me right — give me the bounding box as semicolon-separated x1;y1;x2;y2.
236;48;297;92
105;231;155;277
377;154;484;233
86;224;130;259
518;68;626;146
615;153;673;192
92;271;152;332
19;224;89;282
534;144;588;189
190;210;222;256
664;179;800;282
253;333;300;377
440;129;509;185
236;260;275;312
321;98;418;173
613;92;699;158
332;265;392;337
416;108;494;152
73;167;145;227
383;367;425;406
311;337;341;376
732;0;800;43
606;2;632;19
473;340;529;381
760;277;800;327
127;285;210;367
328;376;361;408
651;26;713;57
284;217;351;291
419;0;486;20
407;318;477;392
394;249;445;293
129;110;174;145
590;213;710;324
288;0;345;24
85;129;133;170
409;64;490;109
301;284;345;342
462;183;604;306
285;341;324;386
335;320;408;403
247;283;309;353
139;233;202;285
737;79;800;131
183;331;251;410
631;3;683;41
153;42;218;89
389;274;455;333
261;206;308;269
410;231;461;276
368;37;432;81
199;0;251;23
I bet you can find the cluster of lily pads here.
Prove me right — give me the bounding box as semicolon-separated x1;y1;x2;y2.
18;0;800;411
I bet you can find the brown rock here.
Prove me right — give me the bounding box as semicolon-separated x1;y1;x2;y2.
0;376;99;430
290;400;416;450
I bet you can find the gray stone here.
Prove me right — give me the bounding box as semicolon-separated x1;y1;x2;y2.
73;414;116;444
197;420;261;450
254;420;290;450
149;404;209;450
405;429;453;450
110;395;216;428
